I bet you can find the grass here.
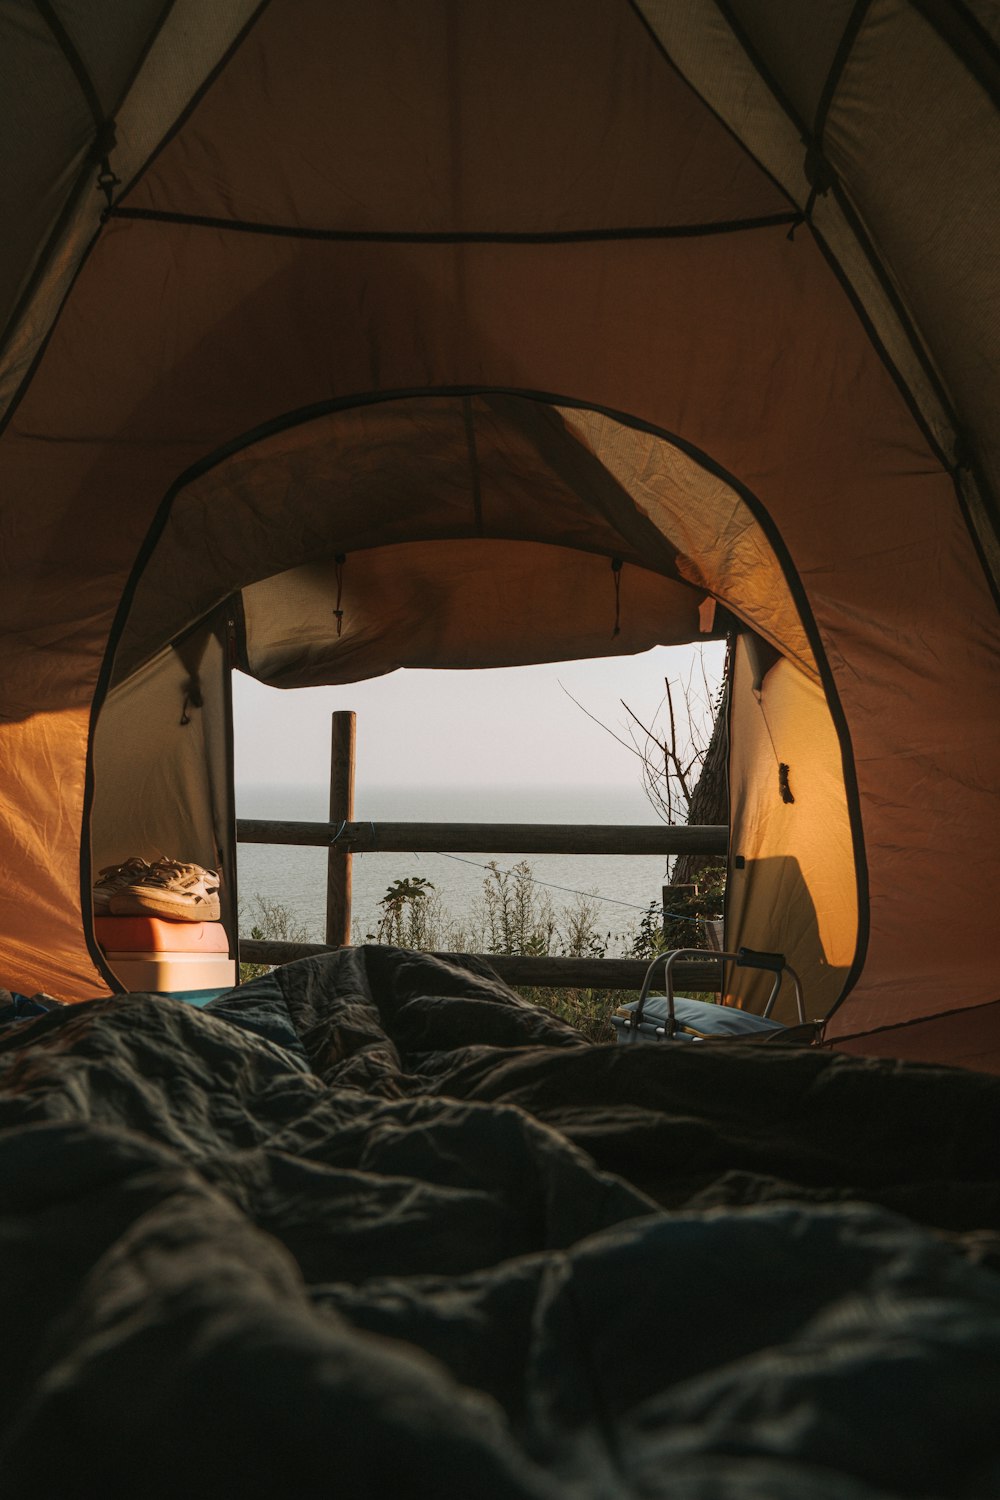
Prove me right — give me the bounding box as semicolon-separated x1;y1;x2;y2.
240;860;727;1043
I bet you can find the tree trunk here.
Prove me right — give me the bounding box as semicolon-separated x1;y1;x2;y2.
670;675;729;887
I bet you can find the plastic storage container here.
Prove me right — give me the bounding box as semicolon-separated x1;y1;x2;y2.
95;916;236;1006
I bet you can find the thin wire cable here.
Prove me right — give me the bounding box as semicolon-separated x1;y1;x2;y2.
432;851;706;923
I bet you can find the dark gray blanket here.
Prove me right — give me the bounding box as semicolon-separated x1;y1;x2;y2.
1;946;999;1498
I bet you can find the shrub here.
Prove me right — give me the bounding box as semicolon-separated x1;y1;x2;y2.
238;894;312;983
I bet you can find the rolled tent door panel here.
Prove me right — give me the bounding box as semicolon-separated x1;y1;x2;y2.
239;540;707;688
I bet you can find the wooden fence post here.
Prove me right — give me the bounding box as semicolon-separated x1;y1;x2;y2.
326;711;356;946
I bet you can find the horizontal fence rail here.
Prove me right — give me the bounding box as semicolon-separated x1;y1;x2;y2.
238;939;723;993
237;819;729;856
237;711;728;984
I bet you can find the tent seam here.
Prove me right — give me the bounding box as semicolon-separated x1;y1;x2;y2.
824;994;1000;1046
907;0;1000;106
112;1;273;210
627;0;799;212
812;0;874;148
106;206;802;244
689;0;1000;591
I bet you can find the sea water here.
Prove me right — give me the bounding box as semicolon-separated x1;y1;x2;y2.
236;782;677;948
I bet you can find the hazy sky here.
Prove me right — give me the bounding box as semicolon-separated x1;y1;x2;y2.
233;641;726;789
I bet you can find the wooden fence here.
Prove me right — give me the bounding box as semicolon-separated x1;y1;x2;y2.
238;712;728;992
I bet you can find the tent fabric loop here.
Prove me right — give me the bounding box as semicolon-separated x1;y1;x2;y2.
333;553;346;638
95;160;121;212
801;142;835;227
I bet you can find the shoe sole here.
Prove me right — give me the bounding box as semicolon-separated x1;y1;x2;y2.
109;890;221;922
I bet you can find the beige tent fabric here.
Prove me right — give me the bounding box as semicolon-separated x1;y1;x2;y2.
722;0;858;125
92;620;236;945
122;0;788;232
0;0;167;350
828;997;1000;1073
241;540;706;688
725;634;856;1024
0;0;997;1045
637;0;1000;583
553;407;817;681
826;1;1000;566
110;395;693;687
0;706;103;1000
0;0;263;420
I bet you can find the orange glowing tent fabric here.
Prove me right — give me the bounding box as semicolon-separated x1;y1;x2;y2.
0;1;997;1067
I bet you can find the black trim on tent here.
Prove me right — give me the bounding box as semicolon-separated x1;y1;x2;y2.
808;226;1000;620
812;0;873;146
0;0;174;371
684;0;1000;596
709;0;803;138
800;0;1000;592
0;204;97;419
0;220;102;440
711;0;956;447
21;0;176;990
825;992;1000;1049
220;606;240;962
114;1;272;209
626;0;799;214
83;386;870;1013
107;205;801;244
0;2;270;435
35;0;112;136
910;0;1000;108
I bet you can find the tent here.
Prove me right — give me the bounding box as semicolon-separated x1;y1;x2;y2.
1;0;997;1067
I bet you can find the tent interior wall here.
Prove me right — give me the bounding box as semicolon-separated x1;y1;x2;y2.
1;0;998;1066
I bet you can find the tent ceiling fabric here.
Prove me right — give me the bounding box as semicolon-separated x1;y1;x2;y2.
109;394;696;687
637;0;1000;582
0;0;997;1057
0;0;264;419
124;0;790;233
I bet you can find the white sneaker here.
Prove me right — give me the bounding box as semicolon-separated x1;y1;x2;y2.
109;858;221;922
93;857;152;916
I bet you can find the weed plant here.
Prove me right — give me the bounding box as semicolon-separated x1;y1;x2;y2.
241;861;726;1044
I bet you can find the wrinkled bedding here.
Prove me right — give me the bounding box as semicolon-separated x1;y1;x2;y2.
1;945;999;1498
